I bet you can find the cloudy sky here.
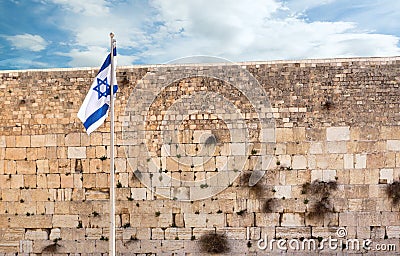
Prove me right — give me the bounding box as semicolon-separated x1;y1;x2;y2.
0;0;399;70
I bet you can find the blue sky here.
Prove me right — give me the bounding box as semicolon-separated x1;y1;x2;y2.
0;0;399;70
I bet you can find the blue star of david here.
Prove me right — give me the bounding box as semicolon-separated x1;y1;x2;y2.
93;77;111;99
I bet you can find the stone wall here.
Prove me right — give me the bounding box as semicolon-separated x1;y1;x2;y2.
0;56;400;255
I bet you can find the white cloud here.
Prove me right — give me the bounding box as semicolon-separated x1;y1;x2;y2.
4;33;48;52
0;57;48;70
56;46;138;67
46;0;110;16
44;0;400;66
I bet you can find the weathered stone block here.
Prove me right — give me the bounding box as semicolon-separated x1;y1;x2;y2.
387;140;400;151
31;135;46;147
25;230;48;240
281;213;303;226
292;155;307;170
5;148;26;160
15;136;30;147
327;141;347;154
52;215;78;227
16;160;36;174
326;127;350;141
47;174;60;188
67;147;86;159
379;168;393;184
65;133;81;146
354;154;367;169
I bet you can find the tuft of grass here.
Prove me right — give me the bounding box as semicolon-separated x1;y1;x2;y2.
386;181;400;206
100;235;108;241
199;233;229;254
116;181;122;188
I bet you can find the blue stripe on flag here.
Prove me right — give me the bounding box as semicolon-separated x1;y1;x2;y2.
97;47;117;75
83;104;109;130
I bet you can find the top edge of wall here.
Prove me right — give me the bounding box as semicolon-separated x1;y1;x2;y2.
1;56;400;74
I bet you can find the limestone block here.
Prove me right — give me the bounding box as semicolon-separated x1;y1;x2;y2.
276;227;311;239
367;153;385;169
379;168;393;184
322;169;336;181
5;148;26;160
115;158;127;173
255;213;279;226
15;136;30;147
0;136;5;148
274;185;292;198
309;142;323;154
65;133;81;146
16;160;36;175
386;152;396;167
131;188;147;200
25;229;49;240
310;169;322;181
279;155;291;168
60;174;74;188
9;215;52;228
354;154;367;169
344;154;354;169
23;175;36;188
386;226;400;238
90;133;103;145
281;213;303;226
261;128;275;143
10;174;24;188
339;212;358;227
31;135;46;147
6;136;16;147
1;188;18;201
67;147;86;159
95;173;108;188
95;145;107;158
47;174;60;188
326;127;350;141
276;128;293;142
183;213;207;227
356;226;370;239
45;134;57;147
230;143;246;155
349;170;364;184
326;141;347;153
205;214;225;227
357;212;381;226
19;240;33;254
315;155;329;169
387;140;400;151
292;155;307;170
151;227;164;239
52;215;78;227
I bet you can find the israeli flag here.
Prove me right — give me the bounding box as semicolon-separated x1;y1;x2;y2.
78;47;118;134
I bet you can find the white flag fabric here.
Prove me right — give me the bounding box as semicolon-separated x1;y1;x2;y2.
78;47;118;134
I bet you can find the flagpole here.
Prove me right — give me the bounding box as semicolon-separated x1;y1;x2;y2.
109;32;116;256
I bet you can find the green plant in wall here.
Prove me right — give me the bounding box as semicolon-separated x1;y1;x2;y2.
302;180;338;219
199;232;229;254
386;180;400;206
